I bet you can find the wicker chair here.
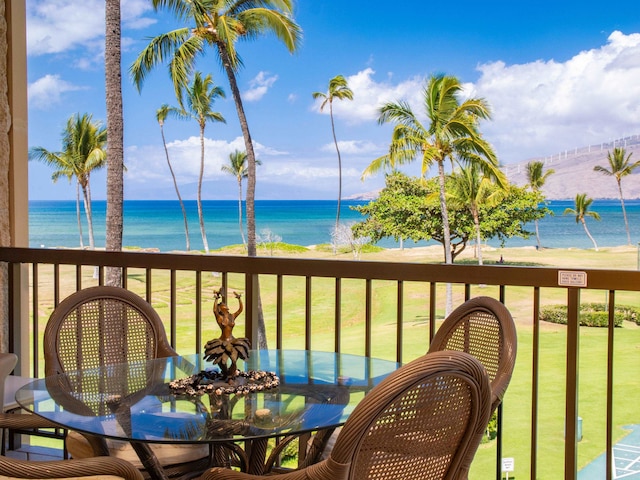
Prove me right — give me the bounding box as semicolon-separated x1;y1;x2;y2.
0;352;144;480
427;296;518;413
198;350;492;480
13;286;211;475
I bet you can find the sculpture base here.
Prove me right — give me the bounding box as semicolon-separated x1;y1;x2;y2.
169;369;279;396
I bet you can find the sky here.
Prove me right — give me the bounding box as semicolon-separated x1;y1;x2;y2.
26;0;640;201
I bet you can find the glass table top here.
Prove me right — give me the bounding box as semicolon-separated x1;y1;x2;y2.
16;350;400;444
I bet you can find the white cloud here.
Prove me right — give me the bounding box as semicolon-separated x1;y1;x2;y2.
311;32;640;168
124;136;288;186
28;74;85;109
320;140;380;155
312;68;424;125
27;0;153;56
473;30;640;163
243;72;278;102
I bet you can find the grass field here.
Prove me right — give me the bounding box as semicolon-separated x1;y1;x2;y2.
28;243;640;478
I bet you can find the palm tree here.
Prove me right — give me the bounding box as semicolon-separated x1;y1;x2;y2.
30;113;107;250
448;165;506;265
525;160;555;250
564;193;601;251
175;72;225;253
105;0;124;287
594;147;640;245
157;104;191;251
221;150;261;248
130;0;302;259
363;74;503;313
312;75;354;230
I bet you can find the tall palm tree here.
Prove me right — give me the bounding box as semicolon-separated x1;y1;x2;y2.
30;113;107;250
363;74;503;313
130;0;302;259
175;72;225;253
312;75;354;230
448;165;506;265
594;147;640;245
525;160;555;250
221;150;261;248
564;193;601;251
105;0;124;287
157;104;191;251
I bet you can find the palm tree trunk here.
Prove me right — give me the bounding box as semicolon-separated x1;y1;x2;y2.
161;125;190;251
76;182;84;248
237;179;246;248
437;159;453;316
329;103;342;228
581;219;599;251
217;42;257;258
105;0;124;287
617;180;631;245
82;182;99;279
473;208;483;266
534;219;542;250
198;124;209;253
81;183;95;250
217;41;266;349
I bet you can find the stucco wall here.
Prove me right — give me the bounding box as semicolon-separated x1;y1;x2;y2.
0;0;9;351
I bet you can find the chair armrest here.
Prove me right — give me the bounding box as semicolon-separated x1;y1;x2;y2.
0;412;61;429
0;455;144;480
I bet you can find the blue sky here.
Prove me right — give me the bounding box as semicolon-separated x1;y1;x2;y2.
27;0;640;201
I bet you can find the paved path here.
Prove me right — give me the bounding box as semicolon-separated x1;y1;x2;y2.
579;425;640;479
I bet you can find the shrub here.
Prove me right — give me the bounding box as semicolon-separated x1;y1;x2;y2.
539;303;640;327
483;411;498;443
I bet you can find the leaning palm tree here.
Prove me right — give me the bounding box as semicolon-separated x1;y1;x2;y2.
157;104;191;251
105;0;124;287
564;193;601;251
594;147;640;245
174;72;225;254
130;0;302;260
221;150;261;249
312;75;354;230
363;74;504;314
526;160;555;250
448;165;507;265
30;113;107;251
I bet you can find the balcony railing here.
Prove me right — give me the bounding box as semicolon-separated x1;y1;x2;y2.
1;246;639;479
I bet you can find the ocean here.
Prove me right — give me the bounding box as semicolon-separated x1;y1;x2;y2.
28;199;640;252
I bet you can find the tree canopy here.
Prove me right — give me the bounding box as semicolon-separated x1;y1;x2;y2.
352;172;551;261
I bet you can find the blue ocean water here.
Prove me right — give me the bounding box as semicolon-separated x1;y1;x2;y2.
28;199;640;252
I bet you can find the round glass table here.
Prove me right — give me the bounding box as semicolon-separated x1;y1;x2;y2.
16;350;400;479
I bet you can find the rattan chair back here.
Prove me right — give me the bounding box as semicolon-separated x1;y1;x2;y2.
199;350;491;480
44;286;176;377
427;296;517;412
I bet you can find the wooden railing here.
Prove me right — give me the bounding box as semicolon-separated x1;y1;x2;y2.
1;246;639;480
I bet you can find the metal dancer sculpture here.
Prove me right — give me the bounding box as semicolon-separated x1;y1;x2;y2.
204;289;251;381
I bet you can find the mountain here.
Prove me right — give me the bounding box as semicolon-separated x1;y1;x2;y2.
506;134;640;200
349;134;640;201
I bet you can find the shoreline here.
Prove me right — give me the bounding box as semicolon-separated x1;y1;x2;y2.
118;243;640;271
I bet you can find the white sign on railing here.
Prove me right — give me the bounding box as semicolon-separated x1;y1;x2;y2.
558;270;587;287
502;457;515;479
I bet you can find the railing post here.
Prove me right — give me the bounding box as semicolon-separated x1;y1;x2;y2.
565;287;580;480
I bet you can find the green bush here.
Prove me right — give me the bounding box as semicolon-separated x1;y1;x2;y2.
482;411;498;443
539;302;640;327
